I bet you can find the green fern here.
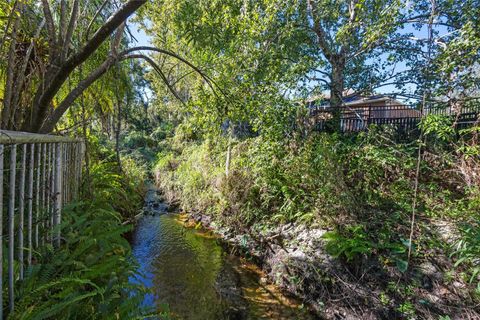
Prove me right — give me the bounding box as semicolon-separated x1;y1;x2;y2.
8;163;156;319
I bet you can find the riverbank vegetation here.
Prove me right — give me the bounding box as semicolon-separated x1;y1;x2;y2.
10;155;150;318
0;1;155;315
142;0;480;318
155;125;480;317
1;0;479;318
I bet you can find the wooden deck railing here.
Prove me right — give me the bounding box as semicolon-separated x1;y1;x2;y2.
310;105;480;133
0;131;84;317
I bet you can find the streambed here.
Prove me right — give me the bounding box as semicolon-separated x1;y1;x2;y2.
129;188;314;319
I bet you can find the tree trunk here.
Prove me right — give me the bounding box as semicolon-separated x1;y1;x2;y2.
115;99;122;173
328;61;345;132
1;11;21;129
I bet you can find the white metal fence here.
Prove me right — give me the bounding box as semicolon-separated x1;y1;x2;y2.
0;130;84;317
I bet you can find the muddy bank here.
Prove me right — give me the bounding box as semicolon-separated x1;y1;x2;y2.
183;210;479;320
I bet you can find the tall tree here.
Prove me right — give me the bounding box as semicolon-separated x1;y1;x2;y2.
141;0;418;133
0;0;147;133
304;0;405;109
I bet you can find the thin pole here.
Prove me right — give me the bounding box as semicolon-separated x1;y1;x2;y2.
8;144;17;313
0;144;4;320
41;143;47;245
75;143;80;199
68;144;71;203
18;144;27;280
64;144;68;204
45;144;50;243
407;0;436;265
61;144;65;204
77;142;82;198
54;143;62;247
79;142;85;192
47;143;52;243
27;144;34;265
35;144;41;248
68;144;72;202
63;144;66;204
49;144;54;244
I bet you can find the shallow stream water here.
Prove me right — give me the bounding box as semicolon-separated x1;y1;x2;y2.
129;188;314;320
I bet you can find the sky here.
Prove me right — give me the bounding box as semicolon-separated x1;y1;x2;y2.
129;18;152;47
128;18;153;100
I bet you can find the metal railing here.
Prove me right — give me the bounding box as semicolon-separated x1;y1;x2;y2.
310;105;480;133
0;130;84;317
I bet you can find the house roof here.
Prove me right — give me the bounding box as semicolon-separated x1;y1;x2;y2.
307;93;405;108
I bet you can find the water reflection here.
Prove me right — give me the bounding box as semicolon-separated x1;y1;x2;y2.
130;213;313;319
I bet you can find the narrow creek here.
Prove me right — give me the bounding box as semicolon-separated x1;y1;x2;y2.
129;188;314;320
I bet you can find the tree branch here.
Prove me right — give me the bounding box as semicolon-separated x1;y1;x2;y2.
120;46;227;99
62;0;80;61
27;0;147;132
312;68;332;79
307;0;334;61
339;0;359;57
39;58;116;133
123;54;186;104
121;46;206;77
58;0;68;47
86;0;109;41
111;22;125;55
10;20;46;125
306;76;330;86
41;0;56;54
0;0;18;56
1;6;22;129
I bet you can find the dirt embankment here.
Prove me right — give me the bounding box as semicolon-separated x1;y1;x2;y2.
178;209;479;320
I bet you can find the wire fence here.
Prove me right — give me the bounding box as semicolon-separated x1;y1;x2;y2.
0;130;84;318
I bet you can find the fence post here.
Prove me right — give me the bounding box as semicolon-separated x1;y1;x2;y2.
18;143;27;280
41;143;47;246
49;143;54;244
18;144;27;280
8;144;17;313
35;144;41;248
54;143;63;247
28;144;34;265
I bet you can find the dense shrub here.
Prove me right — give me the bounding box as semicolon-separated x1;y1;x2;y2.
155;125;480;289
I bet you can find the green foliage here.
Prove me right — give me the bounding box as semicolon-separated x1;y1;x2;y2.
420;115;455;142
452;216;480;293
323;226;373;262
10;183;153;319
155;126;480;286
155;132;358;227
89;161;146;219
322;224;410;272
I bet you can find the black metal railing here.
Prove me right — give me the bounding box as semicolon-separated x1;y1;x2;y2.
310;105;480;133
